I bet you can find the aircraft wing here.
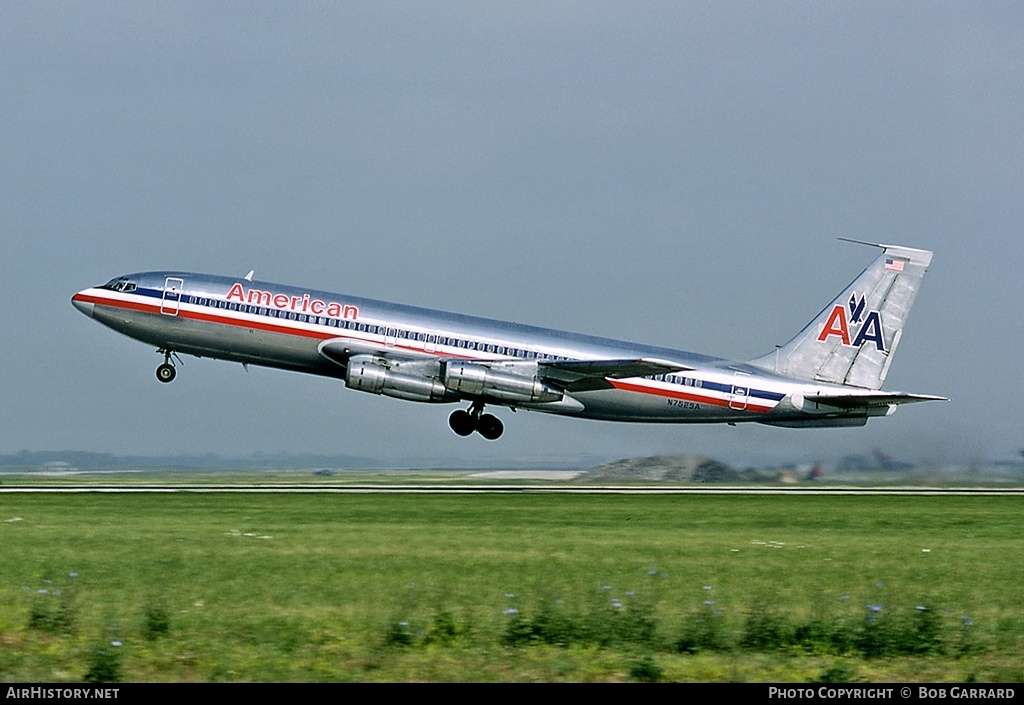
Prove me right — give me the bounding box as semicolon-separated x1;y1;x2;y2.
318;338;425;366
806;392;949;409
539;358;695;392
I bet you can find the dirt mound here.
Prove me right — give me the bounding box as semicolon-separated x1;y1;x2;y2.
582;454;739;482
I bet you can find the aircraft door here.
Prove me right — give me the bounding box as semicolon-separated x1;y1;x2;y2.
161;277;184;316
729;371;751;411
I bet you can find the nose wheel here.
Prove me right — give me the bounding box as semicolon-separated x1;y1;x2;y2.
448;403;503;440
155;350;178;383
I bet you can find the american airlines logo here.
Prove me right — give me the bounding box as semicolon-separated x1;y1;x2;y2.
816;292;885;351
226;283;359;320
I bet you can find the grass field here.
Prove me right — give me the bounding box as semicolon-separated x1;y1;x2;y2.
1;490;1021;682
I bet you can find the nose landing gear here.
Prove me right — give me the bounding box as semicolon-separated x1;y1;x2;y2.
448;402;504;440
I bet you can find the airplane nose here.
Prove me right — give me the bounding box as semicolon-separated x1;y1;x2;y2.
72;293;94;318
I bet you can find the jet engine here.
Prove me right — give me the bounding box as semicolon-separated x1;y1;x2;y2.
345;355;459;403
441;360;562;404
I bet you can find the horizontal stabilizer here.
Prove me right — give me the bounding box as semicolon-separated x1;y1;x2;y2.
540;358;694;392
806;392;949;409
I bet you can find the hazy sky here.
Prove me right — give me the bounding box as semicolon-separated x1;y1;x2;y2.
2;2;1021;467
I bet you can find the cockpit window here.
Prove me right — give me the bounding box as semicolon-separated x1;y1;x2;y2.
100;277;137;293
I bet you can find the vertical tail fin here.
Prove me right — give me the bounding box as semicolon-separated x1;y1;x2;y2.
750;241;933;390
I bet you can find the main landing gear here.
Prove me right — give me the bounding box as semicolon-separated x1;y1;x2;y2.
448;402;504;440
155;349;178;383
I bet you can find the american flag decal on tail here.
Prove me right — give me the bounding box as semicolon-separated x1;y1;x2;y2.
884;257;905;272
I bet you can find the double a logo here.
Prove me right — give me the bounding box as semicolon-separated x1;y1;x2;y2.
816;292;885;351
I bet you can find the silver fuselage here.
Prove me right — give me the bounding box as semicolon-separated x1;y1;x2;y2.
72;270;918;428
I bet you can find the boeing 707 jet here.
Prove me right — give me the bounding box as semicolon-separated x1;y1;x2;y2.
71;241;945;440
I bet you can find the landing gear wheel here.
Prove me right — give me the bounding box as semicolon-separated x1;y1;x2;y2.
448;409;476;437
156;363;176;383
477;413;504;441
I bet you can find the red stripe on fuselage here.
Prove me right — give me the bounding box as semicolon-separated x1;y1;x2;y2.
74;292;158;316
76;292;470;359
608;379;774;414
78;292;777;411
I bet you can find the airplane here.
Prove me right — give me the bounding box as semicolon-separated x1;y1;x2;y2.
71;240;946;440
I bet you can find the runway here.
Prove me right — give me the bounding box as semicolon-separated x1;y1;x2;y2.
0;484;1022;495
